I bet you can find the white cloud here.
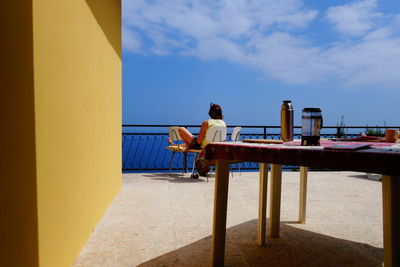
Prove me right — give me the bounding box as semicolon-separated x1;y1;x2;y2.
123;0;318;44
325;0;381;37
326;38;400;87
243;32;329;83
122;26;142;52
363;27;391;41
184;38;246;62
123;0;400;88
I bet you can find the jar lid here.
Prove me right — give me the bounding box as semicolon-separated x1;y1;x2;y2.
303;108;321;112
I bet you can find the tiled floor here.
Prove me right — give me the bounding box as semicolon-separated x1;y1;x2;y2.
73;171;383;267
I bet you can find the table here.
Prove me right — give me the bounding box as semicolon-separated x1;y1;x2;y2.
204;141;400;267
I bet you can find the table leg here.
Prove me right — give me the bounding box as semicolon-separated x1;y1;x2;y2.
299;166;308;224
258;163;269;245
211;159;230;267
268;164;282;238
381;175;400;267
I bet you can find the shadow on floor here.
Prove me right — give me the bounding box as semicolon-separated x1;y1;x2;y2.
346;174;382;182
137;219;383;267
139;173;207;183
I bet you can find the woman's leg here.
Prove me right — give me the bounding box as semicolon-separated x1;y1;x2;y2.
178;127;194;147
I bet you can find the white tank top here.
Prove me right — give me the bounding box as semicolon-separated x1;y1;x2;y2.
201;119;226;148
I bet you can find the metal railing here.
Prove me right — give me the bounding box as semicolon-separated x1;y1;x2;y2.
122;124;400;172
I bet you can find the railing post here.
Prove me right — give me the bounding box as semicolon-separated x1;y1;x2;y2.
264;127;267;139
336;127;341;138
183;152;188;173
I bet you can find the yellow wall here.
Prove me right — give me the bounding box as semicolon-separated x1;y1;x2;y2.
1;1;39;267
1;0;121;267
33;0;121;266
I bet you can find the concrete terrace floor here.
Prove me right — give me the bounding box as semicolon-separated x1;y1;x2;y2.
73;171;384;267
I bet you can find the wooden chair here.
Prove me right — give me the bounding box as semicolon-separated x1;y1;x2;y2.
167;126;186;176
231;126;241;142
230;127;242;176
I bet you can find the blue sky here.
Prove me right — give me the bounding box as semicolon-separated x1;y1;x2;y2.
122;0;400;127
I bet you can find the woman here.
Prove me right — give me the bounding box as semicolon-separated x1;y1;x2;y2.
168;103;226;149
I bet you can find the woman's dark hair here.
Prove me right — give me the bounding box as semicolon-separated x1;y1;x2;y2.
209;103;223;119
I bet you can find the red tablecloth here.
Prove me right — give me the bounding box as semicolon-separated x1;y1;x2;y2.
204;140;400;176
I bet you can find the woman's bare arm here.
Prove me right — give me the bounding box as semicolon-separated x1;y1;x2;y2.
197;120;208;144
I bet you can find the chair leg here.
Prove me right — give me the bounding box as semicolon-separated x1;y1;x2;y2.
183;152;188;177
208;166;214;183
192;153;197;173
190;153;200;179
230;163;241;178
169;151;175;176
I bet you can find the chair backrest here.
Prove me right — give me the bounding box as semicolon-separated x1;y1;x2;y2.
231;127;241;141
168;126;182;141
205;125;227;142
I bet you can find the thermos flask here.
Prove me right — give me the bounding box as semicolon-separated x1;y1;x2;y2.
281;100;294;142
301;108;323;146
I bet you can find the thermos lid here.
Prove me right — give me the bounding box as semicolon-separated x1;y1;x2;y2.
303;108;321;112
282;100;293;110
